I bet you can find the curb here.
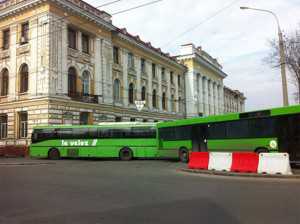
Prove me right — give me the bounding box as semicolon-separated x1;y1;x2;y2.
0;162;55;166
180;168;300;179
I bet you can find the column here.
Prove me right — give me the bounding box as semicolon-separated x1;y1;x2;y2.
185;70;195;117
94;38;103;101
215;84;219;115
77;31;82;52
212;82;216;115
209;80;214;115
198;74;203;114
174;73;179;113
103;39;113;104
122;49;128;106
29;18;39;97
167;69;171;112
157;66;162;111
219;84;224;114
135;55;141;101
147;61;152;110
60;21;68;96
8;24;17;100
203;77;209;116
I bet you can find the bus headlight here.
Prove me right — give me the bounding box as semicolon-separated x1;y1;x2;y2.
269;140;277;149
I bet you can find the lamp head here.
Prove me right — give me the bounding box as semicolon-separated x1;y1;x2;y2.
240;6;249;10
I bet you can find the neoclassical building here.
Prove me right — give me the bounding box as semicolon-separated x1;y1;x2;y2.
224;86;246;113
0;0;186;146
177;43;227;117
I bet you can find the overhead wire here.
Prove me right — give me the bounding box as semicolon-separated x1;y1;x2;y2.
162;0;242;48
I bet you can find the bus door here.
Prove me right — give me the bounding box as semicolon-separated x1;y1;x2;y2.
192;125;208;152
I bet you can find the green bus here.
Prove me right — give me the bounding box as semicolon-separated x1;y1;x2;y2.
30;122;158;160
157;105;300;164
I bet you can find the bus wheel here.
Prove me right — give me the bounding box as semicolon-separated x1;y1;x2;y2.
255;148;269;154
119;148;133;161
48;148;60;160
179;148;189;163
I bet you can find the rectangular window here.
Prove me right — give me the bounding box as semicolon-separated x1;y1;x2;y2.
141;58;146;73
20;22;29;44
68;27;77;49
178;75;181;87
161;68;165;80
0;114;8;139
2;29;10;50
79;112;92;125
170;72;174;84
19;112;28;138
115;117;122;122
152;63;156;78
128;53;134;69
82;33;89;54
113;46;119;64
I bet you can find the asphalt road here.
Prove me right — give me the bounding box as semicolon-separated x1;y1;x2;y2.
0;159;300;224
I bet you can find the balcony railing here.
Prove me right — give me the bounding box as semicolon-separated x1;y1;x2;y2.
68;92;99;104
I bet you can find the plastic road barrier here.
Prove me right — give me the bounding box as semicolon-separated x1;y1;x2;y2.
208;152;232;172
231;152;259;173
188;152;209;170
258;153;293;175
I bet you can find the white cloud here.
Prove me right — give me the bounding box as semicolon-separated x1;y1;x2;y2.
87;0;300;110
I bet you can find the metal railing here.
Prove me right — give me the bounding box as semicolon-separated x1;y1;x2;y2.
68;92;99;104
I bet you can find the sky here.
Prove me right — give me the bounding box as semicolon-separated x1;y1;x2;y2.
86;0;300;111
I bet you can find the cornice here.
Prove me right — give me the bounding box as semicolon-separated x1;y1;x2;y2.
116;32;186;72
0;0;116;31
177;54;227;78
51;0;115;31
0;0;47;19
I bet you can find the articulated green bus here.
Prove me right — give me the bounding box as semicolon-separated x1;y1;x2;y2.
157;105;300;164
30;122;158;160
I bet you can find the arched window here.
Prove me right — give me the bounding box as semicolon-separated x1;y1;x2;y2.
152;89;157;108
19;64;28;93
0;68;9;96
141;86;146;101
113;79;121;102
68;67;77;97
128;83;134;104
162;92;167;110
82;71;90;96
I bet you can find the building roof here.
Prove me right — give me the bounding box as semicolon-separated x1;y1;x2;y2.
0;0;185;70
116;28;185;69
224;86;246;99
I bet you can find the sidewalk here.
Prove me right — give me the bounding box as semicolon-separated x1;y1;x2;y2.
180;168;300;179
0;157;54;166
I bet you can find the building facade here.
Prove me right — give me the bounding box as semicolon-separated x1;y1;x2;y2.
0;0;186;146
177;43;227;118
223;86;246;113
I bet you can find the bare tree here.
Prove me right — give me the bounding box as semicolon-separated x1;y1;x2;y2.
265;26;300;104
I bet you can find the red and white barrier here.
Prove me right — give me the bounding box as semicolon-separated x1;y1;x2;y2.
258;153;292;175
188;152;293;175
208;152;232;172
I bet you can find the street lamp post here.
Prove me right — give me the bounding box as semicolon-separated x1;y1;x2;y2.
240;6;289;106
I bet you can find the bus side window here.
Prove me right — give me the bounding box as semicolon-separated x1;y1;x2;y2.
226;120;249;139
89;128;98;138
73;128;89;139
57;129;73;139
98;128;113;138
208;123;226;139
